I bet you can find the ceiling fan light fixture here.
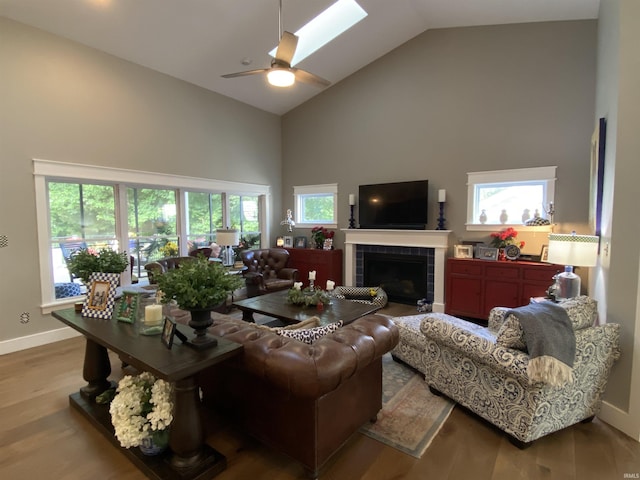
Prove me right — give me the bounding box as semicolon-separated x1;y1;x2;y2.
267;68;295;87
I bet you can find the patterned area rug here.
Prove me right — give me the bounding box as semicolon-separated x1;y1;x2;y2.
360;353;455;458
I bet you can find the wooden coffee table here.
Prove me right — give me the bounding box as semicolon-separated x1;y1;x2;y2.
232;289;383;325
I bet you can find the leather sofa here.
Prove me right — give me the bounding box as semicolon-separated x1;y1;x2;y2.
240;248;299;297
194;312;399;478
391;296;620;446
144;256;192;284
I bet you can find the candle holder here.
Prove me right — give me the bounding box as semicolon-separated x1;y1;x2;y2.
349;205;356;229
436;201;446;230
309;279;315;290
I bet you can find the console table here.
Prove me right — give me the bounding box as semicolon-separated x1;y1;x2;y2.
52;308;242;480
445;258;562;320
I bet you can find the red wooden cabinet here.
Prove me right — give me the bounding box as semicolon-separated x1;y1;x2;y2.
284;248;343;289
445;258;561;321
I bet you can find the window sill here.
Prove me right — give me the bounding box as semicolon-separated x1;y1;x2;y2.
466;224;553;233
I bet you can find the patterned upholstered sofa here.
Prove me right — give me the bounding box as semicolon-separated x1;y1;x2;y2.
391;296;620;446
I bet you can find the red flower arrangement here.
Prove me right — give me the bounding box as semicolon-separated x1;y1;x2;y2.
311;226;335;249
490;227;525;249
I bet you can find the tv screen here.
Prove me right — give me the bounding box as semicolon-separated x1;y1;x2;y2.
358;180;429;229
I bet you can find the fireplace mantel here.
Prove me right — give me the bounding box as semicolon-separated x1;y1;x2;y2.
342;229;451;312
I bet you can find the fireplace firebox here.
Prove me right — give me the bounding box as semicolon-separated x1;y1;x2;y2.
362;251;430;305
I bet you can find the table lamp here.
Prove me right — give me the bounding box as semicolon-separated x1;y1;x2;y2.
547;232;599;301
216;228;240;267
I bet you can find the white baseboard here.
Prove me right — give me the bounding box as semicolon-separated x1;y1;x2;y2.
598;400;640;442
0;327;81;356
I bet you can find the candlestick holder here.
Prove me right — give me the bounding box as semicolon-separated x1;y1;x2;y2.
309;279;315;290
349;205;356;229
436;201;446;230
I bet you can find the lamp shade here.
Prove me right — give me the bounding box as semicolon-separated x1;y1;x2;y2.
547;233;599;267
216;229;240;246
267;68;295;87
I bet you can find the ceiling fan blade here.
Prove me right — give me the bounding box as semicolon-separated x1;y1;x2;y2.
275;31;298;66
221;68;269;79
292;68;331;87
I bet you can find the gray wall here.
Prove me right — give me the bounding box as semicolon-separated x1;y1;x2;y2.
593;0;640;418
0;17;282;342
282;21;597;249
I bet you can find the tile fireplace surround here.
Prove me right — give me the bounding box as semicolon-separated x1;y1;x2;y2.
343;229;451;312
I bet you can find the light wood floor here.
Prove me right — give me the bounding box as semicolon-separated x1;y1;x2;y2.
1;304;639;479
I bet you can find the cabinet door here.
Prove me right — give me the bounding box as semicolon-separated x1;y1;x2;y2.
484;280;520;317
447;277;482;317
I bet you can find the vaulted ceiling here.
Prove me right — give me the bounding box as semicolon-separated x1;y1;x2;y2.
0;0;599;115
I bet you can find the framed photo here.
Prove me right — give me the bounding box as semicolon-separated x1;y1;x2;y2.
115;291;140;323
476;246;499;261
81;272;119;319
454;244;473;259
590;117;606;237
323;238;333;250
294;236;307;248
161;316;177;349
283;236;293;248
540;245;549;263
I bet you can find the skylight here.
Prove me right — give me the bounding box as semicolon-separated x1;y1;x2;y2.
269;0;368;66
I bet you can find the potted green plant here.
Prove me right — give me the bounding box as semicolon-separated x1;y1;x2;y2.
67;247;129;284
155;257;243;348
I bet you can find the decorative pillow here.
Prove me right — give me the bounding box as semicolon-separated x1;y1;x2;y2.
276;321;343;344
495;296;597;350
254;316;320;332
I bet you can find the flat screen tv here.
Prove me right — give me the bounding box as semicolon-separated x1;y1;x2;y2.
358;180;429;229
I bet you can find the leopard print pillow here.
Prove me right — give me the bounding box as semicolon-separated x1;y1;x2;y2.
276;321;343;344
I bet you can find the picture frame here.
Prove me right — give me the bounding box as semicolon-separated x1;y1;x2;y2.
323;238;333;250
115;291;140;323
161;316;177;349
81;272;119;319
540;245;549;263
294;236;307;248
590;117;606;237
454;244;474;259
476;246;499;261
283;236;293;248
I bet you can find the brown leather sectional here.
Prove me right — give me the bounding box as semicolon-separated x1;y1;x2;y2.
195;312;399;478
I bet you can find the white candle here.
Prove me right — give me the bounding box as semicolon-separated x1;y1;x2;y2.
309;270;316;281
145;304;163;325
293;282;303;290
438;189;446;202
349;194;356;206
326;280;335;291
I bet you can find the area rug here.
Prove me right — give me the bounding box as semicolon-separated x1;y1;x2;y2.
359;353;455;458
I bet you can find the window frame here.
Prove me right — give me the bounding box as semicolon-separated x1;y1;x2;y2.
466;166;556;231
34;159;270;313
293;183;338;228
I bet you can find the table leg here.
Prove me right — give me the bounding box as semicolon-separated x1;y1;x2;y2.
169;376;205;469
240;309;255;322
80;338;112;400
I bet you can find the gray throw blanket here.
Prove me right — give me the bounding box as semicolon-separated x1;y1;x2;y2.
505;302;576;387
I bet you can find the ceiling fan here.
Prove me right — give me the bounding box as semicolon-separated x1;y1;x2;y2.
221;0;331;88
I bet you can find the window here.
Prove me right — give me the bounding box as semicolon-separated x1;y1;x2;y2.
228;194;261;250
466;167;556;230
185;191;223;249
293;184;338;227
34;159;270;312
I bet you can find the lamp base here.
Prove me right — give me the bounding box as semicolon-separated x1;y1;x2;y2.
555;267;580;301
221;246;234;267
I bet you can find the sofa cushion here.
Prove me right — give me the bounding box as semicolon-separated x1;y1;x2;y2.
277;321;343;344
495;296;598;350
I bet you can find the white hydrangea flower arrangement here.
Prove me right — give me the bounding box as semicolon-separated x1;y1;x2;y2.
109;371;174;448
